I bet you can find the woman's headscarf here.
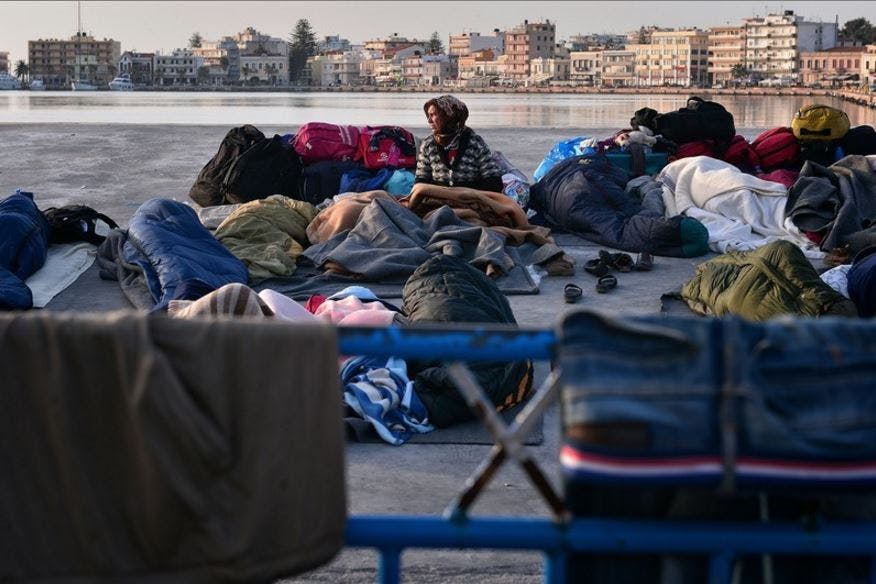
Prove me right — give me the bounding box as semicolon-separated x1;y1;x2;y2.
424;95;469;147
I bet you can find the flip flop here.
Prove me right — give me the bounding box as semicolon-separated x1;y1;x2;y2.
595;274;618;293
564;283;583;304
634;252;654;271
584;258;610;277
610;253;634;273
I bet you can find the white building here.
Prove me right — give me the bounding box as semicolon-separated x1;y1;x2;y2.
153;49;204;86
448;30;504;57
628;29;709;87
743;10;837;81
308;51;364;86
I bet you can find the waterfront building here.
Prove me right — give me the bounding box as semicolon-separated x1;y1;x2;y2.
153;49;204;86
742;10;837;83
799;46;866;87
308;51;364;86
863;45;876;87
629;28;709;88
191;39;240;86
400;53;423;86
0;52;8;74
448;30;504;58
28;33;120;89
570;50;602;86
458;48;496;80
565;34;625;51
363;34;421;58
118;51;154;86
505;19;556;79
422;54;456;86
707;26;745;86
601;49;636;87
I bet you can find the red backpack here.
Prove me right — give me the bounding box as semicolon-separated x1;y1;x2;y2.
721;135;760;171
358;126;418;169
750;127;800;171
669;140;715;161
293;122;360;164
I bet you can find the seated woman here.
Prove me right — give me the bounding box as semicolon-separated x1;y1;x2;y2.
415;94;503;193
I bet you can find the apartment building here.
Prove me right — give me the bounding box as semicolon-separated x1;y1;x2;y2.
743;10;837;82
191;39;240;85
422;54;455;85
628;29;709;87
364;34;420;57
28;33;120;89
707;26;744;86
601;50;636;87
799;46;865;87
400;54;423;86
448;31;504;57
0;52;9;74
505;20;555;79
863;45;876;86
153;49;204;86
458;48;496;79
565;34;625;51
118;51;154;85
308;51;364;86
318;35;352;54
570;50;602;86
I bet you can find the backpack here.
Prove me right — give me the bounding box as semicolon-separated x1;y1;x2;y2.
630;107;659;132
791;104;850;141
298;160;362;206
750;127;800;171
293;122;361;165
43;204;119;246
654;96;735;145
841;125;876;156
223;135;303;204
720;135;760;172
357;126;417;170
799;140;841;167
189;125;266;207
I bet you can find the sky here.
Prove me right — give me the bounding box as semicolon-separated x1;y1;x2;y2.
3;1;876;65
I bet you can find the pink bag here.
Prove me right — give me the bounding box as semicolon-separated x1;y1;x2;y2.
293;122;360;164
357;126;417;169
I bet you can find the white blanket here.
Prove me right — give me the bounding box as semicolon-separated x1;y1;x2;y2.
659;156;824;258
25;243;96;308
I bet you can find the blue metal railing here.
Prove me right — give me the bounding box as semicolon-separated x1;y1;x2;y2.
335;325;876;584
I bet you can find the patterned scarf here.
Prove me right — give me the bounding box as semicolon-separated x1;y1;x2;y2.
424;95;469;147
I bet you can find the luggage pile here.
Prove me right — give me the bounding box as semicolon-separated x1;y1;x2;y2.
188;122;420;208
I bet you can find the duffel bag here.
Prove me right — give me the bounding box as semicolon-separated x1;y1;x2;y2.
357;125;417;169
294;122;360;164
751;127;800;171
654;96;735;144
791;104;850;141
668;139;715;161
224;135;303;204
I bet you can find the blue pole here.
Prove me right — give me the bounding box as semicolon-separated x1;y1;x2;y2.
378;547;401;584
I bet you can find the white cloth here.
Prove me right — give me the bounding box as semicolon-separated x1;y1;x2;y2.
257;289;318;322
25;243;96;308
659;156;824;258
820;264;852;298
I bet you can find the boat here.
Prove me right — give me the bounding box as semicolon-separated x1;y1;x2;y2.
29;79;45;91
0;73;22;90
71;80;97;91
108;74;134;91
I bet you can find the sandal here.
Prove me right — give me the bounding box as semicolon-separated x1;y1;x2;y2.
598;250;634;273
564;283;583;304
595;274;618;293
584;258;610;277
634;252;654;271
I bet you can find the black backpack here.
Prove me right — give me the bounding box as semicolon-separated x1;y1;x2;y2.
223;134;303;204
43;205;119;245
188;125;266;207
799;140;840;167
841;125;876;156
654;96;735;145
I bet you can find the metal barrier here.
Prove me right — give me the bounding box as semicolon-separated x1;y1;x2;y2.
336;325;876;584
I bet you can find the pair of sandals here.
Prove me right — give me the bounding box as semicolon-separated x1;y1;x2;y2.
564;275;616;302
584;250;654;277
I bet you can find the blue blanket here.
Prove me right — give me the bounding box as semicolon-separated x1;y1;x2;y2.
0;190;50;310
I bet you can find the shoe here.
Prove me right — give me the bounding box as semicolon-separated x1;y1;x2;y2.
595;274;618;293
634;252;654;271
598;249;634;273
564;283;583;303
584;258;610;277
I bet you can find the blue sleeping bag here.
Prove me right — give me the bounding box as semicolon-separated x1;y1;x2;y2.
122;198;248;309
0;190;51;310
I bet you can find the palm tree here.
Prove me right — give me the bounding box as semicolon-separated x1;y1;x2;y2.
14;60;29;82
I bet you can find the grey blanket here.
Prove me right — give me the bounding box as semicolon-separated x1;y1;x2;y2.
0;311;345;582
257;198;563;298
786;155;876;255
